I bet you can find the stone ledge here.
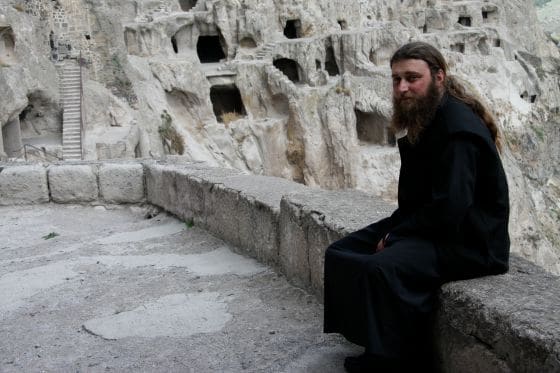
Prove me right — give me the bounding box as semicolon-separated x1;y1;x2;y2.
0;160;558;372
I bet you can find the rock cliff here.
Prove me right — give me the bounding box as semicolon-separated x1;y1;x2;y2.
0;0;559;273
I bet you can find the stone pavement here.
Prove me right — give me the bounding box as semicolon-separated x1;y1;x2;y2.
0;204;358;372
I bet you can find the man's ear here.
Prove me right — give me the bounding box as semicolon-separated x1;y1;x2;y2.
435;69;446;86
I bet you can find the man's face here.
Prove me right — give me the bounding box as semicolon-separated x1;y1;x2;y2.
391;58;444;105
390;58;445;143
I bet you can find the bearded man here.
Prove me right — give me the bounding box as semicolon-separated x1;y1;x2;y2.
323;42;510;372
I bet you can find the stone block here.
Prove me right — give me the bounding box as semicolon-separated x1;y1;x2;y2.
0;165;49;205
280;189;395;298
99;163;145;203
435;256;560;372
48;165;98;203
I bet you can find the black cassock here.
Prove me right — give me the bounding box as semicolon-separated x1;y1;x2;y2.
324;94;510;360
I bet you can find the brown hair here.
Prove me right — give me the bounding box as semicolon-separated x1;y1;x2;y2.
390;42;502;151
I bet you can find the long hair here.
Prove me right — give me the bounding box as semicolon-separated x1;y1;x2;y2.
390;42;502;151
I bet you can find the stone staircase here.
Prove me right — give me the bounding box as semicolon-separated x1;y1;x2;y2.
256;42;276;60
60;61;83;161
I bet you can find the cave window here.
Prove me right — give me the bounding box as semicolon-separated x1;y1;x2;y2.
179;0;197;11
171;35;178;53
197;35;226;63
210;85;247;123
482;8;498;23
458;16;472;27
0;27;15;61
530;95;537;103
422;24;428;33
315;59;321;70
85;34;91;40
338;20;347;30
325;46;339;76
451;43;465;53
273;58;300;83
239;36;257;48
355;109;392;145
494;39;501;47
284;19;301;39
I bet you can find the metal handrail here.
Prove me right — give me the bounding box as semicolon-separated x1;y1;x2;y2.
23;143;63;161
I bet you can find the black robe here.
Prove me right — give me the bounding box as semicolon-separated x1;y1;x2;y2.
323;94;510;362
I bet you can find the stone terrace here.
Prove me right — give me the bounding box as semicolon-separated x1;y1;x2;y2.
1;160;559;372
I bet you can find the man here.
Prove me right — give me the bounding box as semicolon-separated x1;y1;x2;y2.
323;42;510;372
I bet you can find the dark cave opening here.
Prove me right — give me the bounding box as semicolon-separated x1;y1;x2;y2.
210;85;247;123
179;0;197;11
325;46;340;76
284;19;302;39
197;35;226;63
273;58;301;83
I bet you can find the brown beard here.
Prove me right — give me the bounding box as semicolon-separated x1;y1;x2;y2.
391;80;442;144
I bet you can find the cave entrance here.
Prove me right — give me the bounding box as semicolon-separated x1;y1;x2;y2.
179;0;197;11
273;58;301;83
171;35;178;53
325;46;339;76
482;8;498;23
239;36;257;48
197;34;226;63
355;109;394;145
0;26;15;63
210;85;247;123
458;16;472;27
338;20;348;30
284;19;301;39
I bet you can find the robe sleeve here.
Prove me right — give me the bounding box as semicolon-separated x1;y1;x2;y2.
390;134;480;240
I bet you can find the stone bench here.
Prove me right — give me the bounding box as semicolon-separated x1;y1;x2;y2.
0;160;558;372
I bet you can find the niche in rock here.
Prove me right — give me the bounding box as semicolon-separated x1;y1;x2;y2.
210;85;247;123
284;19;301;39
197;34;226;63
271;93;289;117
171;35;178;53
325;46;339;76
338;20;348;30
482;8;498;23
19;91;61;138
458;16;472;27
355;109;394;145
179;0;197;11
239;36;257;48
273;58;301;83
451;43;465;53
0;26;16;64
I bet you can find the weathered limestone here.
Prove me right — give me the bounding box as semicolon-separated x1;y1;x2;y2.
99;163;145;203
0;165;48;205
3;117;23;158
48;164;98;203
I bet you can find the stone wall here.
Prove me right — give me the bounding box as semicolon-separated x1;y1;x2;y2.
0;160;559;371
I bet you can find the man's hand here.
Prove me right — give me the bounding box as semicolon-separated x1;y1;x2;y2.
376;234;390;252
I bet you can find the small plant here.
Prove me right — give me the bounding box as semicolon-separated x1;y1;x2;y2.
158;110;185;155
185;219;194;228
42;232;59;240
220;111;242;126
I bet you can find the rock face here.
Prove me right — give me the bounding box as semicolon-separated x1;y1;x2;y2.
0;0;559;273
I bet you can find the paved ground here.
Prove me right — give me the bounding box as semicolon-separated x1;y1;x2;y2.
0;204;358;372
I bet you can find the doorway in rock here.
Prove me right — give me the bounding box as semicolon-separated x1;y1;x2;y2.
284;19;301;39
197;35;226;63
273;58;301;83
210;85;247;123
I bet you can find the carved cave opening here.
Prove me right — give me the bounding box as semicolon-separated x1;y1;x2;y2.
458;16;472;27
210;85;247;123
325;46;340;76
273;58;301;83
355;109;394;145
482;8;498;23
284;19;302;39
197;35;226;63
0;26;15;63
171;35;178;53
179;0;197;11
494;39;501;47
451;43;465;53
338;20;348;30
239;36;257;48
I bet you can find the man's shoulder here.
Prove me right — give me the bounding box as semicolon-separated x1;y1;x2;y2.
435;95;492;142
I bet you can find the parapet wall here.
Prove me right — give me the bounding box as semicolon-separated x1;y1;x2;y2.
1;160;558;372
